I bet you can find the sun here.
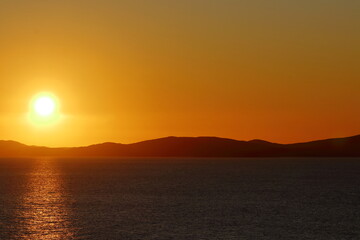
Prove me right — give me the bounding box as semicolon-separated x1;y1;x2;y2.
29;92;61;125
34;96;56;116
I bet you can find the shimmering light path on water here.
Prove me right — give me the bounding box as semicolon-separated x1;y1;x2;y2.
0;158;74;239
17;159;73;239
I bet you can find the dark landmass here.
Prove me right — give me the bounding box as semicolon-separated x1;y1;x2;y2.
0;134;360;157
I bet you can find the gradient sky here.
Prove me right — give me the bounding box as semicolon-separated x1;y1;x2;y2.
0;0;359;147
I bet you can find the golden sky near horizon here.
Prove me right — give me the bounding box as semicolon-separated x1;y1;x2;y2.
0;0;359;147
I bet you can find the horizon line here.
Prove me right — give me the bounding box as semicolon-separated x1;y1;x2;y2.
2;134;359;149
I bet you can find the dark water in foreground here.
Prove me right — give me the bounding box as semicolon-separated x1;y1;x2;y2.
0;158;360;240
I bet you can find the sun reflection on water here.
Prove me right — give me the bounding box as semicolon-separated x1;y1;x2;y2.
18;159;73;239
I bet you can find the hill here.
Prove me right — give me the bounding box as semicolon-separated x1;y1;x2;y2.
0;135;359;157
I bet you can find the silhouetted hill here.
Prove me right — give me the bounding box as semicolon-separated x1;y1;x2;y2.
286;135;360;157
0;135;359;157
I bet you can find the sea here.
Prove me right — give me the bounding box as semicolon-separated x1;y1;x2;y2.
0;157;359;239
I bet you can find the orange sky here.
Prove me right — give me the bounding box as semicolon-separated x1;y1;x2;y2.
0;0;359;147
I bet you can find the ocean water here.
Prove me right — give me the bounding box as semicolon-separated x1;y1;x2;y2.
0;157;360;240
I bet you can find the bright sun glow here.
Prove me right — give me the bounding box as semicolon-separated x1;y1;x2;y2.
29;92;61;125
34;96;56;116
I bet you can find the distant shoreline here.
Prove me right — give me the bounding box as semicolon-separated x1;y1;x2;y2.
0;134;359;158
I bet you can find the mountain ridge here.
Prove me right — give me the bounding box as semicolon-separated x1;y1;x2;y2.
0;135;359;157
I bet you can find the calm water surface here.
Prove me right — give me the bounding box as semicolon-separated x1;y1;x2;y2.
1;157;360;239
